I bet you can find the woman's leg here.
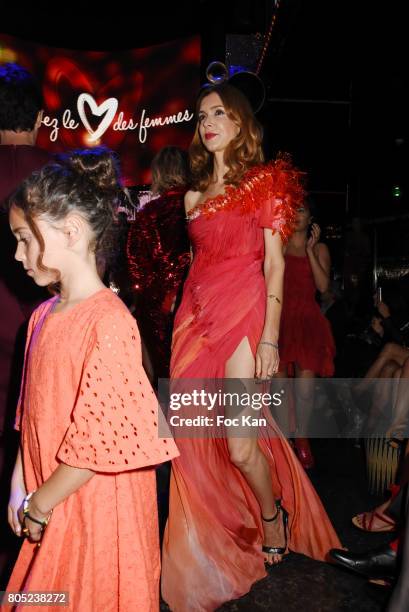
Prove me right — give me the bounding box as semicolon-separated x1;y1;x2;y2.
291;366;316;468
389;356;409;437
366;359;401;431
225;337;285;565
354;362;409;531
361;343;409;383
293;366;315;437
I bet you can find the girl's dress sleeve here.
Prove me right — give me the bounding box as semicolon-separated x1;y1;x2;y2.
258;154;306;244
57;309;179;472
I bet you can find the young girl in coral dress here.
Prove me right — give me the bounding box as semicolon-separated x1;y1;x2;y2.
161;84;341;611
4;148;178;611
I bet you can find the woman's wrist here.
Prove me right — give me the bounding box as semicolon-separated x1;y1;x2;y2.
260;332;279;344
259;340;279;349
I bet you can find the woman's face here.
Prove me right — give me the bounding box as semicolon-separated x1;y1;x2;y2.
197;92;240;154
294;205;312;231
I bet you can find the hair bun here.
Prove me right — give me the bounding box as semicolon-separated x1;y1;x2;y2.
64;147;120;192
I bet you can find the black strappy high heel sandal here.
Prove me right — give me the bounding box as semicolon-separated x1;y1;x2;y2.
262;499;289;560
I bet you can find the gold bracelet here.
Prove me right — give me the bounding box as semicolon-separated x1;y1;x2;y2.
267;294;281;304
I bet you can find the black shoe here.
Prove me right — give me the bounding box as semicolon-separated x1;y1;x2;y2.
329;545;397;580
262;499;289;559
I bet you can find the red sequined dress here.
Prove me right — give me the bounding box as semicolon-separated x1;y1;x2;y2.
127;188;190;379
161;158;341;612
279;253;335;376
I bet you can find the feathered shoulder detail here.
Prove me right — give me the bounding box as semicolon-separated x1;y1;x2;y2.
187;153;305;243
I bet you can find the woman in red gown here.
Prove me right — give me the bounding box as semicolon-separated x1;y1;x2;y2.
161;84;340;611
277;200;336;468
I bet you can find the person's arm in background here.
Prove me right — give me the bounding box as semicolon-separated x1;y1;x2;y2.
306;224;331;294
378;301;404;345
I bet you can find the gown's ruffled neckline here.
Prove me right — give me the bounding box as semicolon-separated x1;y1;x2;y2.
187;154;305;244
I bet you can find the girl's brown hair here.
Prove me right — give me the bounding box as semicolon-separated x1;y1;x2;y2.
189;83;264;192
10;147;121;279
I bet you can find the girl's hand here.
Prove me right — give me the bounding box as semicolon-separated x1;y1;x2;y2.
306;223;321;251
8;483;26;537
256;342;279;380
17;493;50;543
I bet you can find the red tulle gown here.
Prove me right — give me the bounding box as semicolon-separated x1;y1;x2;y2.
279;254;335;376
161;159;341;612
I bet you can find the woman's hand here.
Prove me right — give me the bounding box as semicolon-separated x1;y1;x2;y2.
256;342;279;380
377;301;391;319
371;316;384;337
306;223;321;251
17;492;50;543
7;482;26;537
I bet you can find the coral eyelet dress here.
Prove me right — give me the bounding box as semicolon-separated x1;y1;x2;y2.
5;289;178;612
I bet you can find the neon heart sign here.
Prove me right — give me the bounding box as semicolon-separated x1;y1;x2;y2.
77;94;119;142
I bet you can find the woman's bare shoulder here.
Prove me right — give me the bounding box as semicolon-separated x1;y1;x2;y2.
184;189;202;214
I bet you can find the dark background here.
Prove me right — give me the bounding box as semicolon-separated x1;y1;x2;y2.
2;0;407;270
0;5;407;608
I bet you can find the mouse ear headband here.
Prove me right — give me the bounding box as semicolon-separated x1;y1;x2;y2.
202;61;266;114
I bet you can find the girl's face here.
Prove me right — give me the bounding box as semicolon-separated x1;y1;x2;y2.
198;92;240;154
9;205;63;286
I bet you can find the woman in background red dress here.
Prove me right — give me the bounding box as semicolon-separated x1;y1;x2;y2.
277;199;336;468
